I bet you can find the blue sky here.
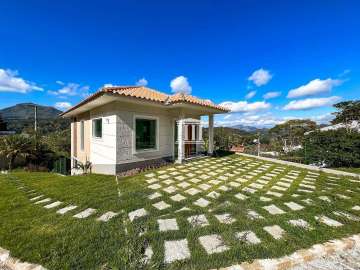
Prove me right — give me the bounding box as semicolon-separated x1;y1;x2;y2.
0;0;359;127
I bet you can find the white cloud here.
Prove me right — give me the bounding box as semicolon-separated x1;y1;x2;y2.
224;114;232;119
263;91;281;99
0;69;43;93
215;112;285;128
56;80;65;85
170;75;192;94
136;77;148;86
48;82;90;97
214;111;336;129
248;68;272;86
310;113;334;124
339;69;350;77
287;78;342;98
283;96;341;111
54;102;72;110
245;90;256;99
220;100;271;113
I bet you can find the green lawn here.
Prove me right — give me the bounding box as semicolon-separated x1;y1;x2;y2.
1;154;360;269
333;167;360;174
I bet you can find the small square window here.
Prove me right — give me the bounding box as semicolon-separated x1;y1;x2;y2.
92;118;102;138
136;118;157;150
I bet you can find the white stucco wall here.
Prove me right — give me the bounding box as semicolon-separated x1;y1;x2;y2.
79;100;205;174
90;104;117;174
115;102;175;164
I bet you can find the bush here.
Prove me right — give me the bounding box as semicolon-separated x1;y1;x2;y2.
304;129;360;167
24;164;49;172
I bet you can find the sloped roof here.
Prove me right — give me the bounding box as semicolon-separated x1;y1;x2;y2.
61;86;229;116
104;86;168;103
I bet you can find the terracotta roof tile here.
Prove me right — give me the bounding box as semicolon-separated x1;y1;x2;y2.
104;86;168;103
61;85;229;116
167;93;226;111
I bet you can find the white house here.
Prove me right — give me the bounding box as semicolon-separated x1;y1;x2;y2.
61;86;229;175
305;120;360;135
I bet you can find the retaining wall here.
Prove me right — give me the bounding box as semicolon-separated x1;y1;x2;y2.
237;153;360;179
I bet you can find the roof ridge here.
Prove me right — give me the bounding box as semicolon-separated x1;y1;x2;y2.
103;85;169;97
61;85;229;116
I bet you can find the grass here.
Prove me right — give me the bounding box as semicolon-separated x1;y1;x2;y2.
0;154;360;269
332;167;360;174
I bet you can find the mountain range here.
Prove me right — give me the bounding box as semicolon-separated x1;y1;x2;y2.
0;103;269;134
0;103;62;121
0;103;68;134
231;124;268;133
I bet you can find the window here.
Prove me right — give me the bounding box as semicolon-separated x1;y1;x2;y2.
135;118;157;151
80;121;85;150
187;124;192;140
92;118;102;138
195;125;199;141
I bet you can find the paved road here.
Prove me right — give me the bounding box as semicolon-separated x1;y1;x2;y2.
1;246;360;270
291;245;360;270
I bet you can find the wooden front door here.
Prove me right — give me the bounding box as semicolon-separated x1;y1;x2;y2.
185;144;191;158
185;144;196;158
187;124;192;140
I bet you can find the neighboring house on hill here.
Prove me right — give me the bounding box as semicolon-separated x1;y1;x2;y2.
61;86;229;175
304;120;360;135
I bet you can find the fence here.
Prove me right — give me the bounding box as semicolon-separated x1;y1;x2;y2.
53;157;70;175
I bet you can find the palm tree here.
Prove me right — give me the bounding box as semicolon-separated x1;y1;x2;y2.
0;135;31;171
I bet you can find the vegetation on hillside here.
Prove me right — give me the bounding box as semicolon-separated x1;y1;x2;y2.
203;100;360;169
331;100;360;126
0;132;70;171
304;129;360;167
0;102;69;134
269;119;316;149
0;103;70;171
271;100;360;168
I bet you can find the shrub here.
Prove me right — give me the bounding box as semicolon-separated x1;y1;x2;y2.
304;128;360;167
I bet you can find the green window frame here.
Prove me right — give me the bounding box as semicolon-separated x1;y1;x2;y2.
135;118;157;151
92;118;102;138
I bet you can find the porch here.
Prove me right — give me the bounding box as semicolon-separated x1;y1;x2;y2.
174;114;214;163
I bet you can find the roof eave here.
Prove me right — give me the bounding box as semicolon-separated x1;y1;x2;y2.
168;102;229;114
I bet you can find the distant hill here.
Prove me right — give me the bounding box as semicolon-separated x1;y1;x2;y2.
0;103;62;121
231;124;268;133
0;103;69;134
203;126;251;135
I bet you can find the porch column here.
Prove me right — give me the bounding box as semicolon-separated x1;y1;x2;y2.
199;123;202;141
176;119;184;163
208;114;214;155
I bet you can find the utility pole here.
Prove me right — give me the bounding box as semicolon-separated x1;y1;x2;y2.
34;105;37;132
257;132;260;157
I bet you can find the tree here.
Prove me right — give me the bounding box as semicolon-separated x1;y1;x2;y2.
304;128;360;167
269;119;317;150
0;135;32;170
0;113;7;131
42;129;71;158
27;136;57;170
332;100;360;132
